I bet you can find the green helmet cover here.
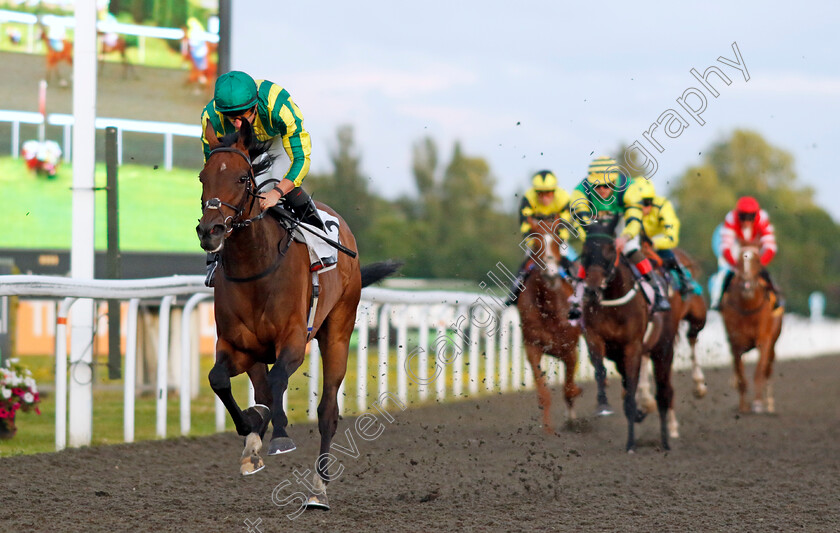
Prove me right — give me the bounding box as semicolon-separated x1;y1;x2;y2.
214;71;258;113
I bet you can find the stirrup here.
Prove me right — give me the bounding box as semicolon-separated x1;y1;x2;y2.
205;260;217;288
567;304;582;320
653;295;671;312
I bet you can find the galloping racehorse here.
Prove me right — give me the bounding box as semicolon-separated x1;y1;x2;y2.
516;215;581;433
721;242;783;413
195;118;399;509
99;33;137;79
580;222;677;452
637;246;708;439
38;23;73;85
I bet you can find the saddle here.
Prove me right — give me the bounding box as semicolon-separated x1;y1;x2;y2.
269;206;340;272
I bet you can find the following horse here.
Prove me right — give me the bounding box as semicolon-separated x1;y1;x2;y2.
579;222;678;452
196;118;399;509
516;214;581;433
636;245;708;439
721;242;783;413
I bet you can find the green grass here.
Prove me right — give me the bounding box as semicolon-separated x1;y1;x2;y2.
0;331;501;456
3;157;202;252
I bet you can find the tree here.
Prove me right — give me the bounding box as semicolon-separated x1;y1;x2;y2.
672;130;840;315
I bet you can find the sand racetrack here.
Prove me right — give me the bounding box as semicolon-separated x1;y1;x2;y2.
1;354;838;532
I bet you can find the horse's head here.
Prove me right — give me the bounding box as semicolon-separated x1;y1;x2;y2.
735;241;762;298
581;224;618;304
195;119;268;253
526;215;567;283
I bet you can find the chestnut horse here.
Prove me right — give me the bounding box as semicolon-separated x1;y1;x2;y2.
721;242;783;413
637;247;708;439
99;34;137;79
516;215;581;433
580;223;677;452
181;37;217;90
195;118;399;509
38;24;72;85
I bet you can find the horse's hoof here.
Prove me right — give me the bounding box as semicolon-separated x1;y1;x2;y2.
634;409;648;423
626;448;636;455
240;455;265;476
662;442;671;451
751;400;764;414
268;437;297;455
693;384;708;399
304;493;330;511
596;404;614;416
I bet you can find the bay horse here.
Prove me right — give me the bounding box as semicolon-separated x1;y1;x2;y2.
516;215;581;433
195;118;399;509
579;222;677;452
721;242;783;413
637;246;708;439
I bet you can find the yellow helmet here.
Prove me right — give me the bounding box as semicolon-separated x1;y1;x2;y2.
625;177;656;206
531;170;558;192
586;155;620;186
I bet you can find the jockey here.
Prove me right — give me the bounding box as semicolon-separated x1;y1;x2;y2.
711;196;783;309
621;177;694;297
504;170;576;305
567;156;671;319
201;70;317;286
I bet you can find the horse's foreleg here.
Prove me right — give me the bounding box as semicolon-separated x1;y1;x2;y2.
562;349;582;423
587;339;612;416
208;353;250;436
752;340;775;414
731;347;749;413
266;346;304;456
246;363;273;439
525;346;553;433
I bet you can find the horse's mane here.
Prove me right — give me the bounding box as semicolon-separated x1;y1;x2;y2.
217;131;275;179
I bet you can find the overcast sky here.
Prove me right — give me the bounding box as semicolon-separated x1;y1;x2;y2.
231;1;840;220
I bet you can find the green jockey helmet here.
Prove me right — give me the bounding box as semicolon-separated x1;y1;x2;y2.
214;71;258;114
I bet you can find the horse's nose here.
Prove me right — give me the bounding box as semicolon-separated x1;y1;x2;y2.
196;221;226;251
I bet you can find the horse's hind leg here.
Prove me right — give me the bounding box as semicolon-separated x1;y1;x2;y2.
687;301;708;398
651;342;676;447
266;345;305;455
309;320;353;511
636;354;657;416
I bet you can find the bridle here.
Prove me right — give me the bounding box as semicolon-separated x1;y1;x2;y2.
201;146;273;234
583;232;638;306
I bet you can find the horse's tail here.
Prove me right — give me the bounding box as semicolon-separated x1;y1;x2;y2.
360;260;402;288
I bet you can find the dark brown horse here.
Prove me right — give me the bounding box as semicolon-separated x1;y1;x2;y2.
516;215;581;433
721;242;783;413
580;223;677;452
195;118;398;509
637;247;708;439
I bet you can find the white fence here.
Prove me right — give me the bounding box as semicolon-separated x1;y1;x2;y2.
0;110;199;171
1;274;839;452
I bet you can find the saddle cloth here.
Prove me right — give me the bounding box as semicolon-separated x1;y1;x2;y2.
291;209;340;272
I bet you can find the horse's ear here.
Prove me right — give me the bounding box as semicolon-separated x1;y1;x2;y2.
237;116;253;151
204;121;220;150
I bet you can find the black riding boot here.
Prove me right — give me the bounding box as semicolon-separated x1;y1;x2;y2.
504;257;531;306
711;270;734;310
662;255;694;297
283;187;324;230
760;270;785;309
643;271;671;312
205;252;219;288
559;255;575;280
